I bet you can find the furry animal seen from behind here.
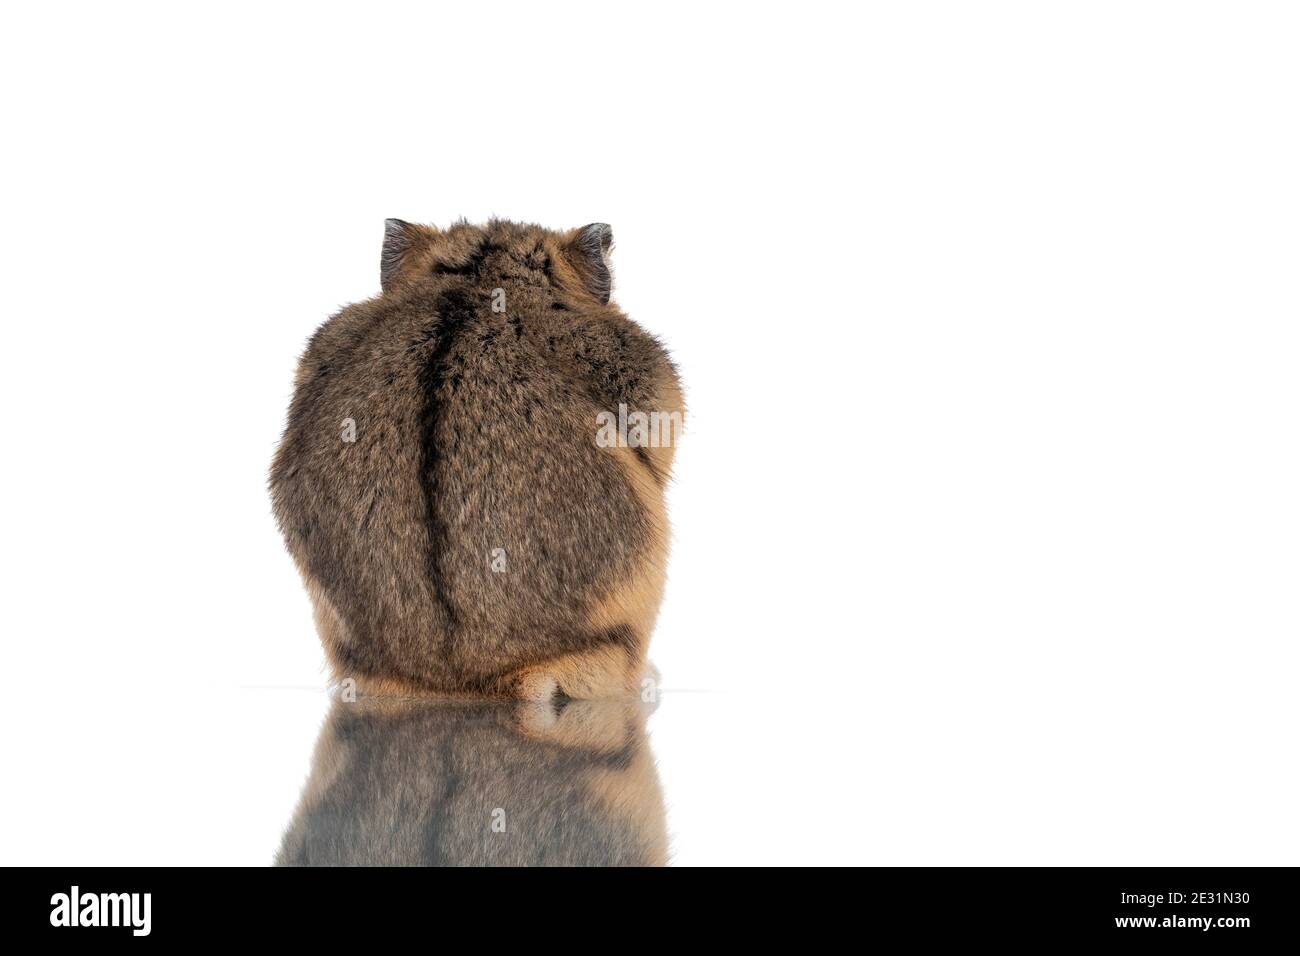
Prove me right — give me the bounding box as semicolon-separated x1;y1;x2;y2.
270;219;683;701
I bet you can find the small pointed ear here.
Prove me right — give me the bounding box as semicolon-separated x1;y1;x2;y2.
569;223;614;304
381;218;417;293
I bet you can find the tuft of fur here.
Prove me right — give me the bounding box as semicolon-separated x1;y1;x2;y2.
270;219;683;698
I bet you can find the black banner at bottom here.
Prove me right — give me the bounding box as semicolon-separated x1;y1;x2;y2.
12;867;1297;943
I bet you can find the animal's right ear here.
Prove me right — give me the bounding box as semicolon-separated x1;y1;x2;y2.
565;223;614;304
380;219;429;293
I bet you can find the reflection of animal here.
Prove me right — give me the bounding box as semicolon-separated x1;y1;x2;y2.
276;697;668;866
270;220;683;700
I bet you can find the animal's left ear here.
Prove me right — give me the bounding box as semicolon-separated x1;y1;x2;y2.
381;218;433;293
567;223;614;304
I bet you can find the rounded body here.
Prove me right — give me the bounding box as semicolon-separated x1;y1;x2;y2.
270;220;681;698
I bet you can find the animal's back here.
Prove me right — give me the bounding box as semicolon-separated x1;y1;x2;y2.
271;220;682;697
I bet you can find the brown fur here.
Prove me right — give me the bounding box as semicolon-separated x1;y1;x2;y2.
276;696;668;866
270;220;683;700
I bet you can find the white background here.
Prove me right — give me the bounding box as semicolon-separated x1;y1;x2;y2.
1;2;1297;865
